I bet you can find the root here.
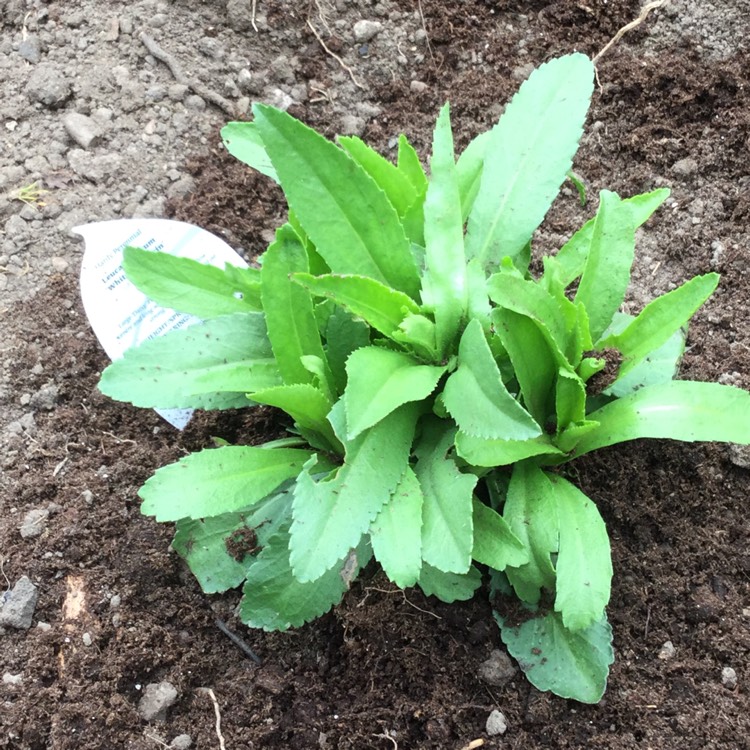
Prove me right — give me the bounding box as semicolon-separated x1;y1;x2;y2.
593;0;671;64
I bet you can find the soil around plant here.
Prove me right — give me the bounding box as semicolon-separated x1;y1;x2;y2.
1;2;749;749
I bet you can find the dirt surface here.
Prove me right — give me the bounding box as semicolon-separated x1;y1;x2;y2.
2;1;750;748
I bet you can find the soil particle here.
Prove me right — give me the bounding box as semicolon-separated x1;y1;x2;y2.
137;681;179;722
477;648;516;687
0;576;39;630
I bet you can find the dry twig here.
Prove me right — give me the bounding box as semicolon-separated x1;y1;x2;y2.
593;0;670;64
198;688;227;750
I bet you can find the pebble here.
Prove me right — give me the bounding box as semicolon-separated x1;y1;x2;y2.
478;649;516;687
672;157;699;177
30;383;59;410
18;36;42;64
226;0;254;32
68;149;122;185
410;80;428;93
658;640;676;660
138;681;179;721
0;576;39;630
63;112;103;149
353;19;383;43
51;256;70;272
339;114;365;136
721;667;737;690
727;444;750;469
486;709;508;736
82;632;93;646
25;64;72;108
19;508;50;539
170;735;193;749
2;673;23;686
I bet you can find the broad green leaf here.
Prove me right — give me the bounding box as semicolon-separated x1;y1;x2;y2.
98;313;279;409
600;273;719;377
575;190;637;342
549;475;612;630
123;247;262;318
240;528;371;631
568;381;750;459
221;121;278;182
338;135;417;218
493;308;557;426
496;609;614;704
172;491;291;593
443;319;542;440
250;383;341;453
369;466;423;588
415;422;477;574
139;445;318;521
344;347;445;439
418;563;482;603
465;54;594;271
252;104;420;297
323;307;370;395
547;188;670;289
392;313;439;361
555;367;586;431
293;272;419;338
456;128;490;220
261;225;332;390
472;498;529;570
421;104;467;356
455;432;563;467
290;403;418;582
397;133;428;193
503;462;558;602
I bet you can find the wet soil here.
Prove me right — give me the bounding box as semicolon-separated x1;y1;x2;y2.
1;2;749;749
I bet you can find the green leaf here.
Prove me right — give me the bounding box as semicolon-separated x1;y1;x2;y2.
456;128;490;221
261;225;332;390
344;347;445;439
555;366;587;432
240;528;370;631
575;190;637;342
338;135;417;218
293;272;419;338
547;474;612;630
123;247;262;318
600;273;719;377
323;307;370;395
443;319;542;440
421;104;467;355
503;462;558;602
568;381;750;459
397;133;428;193
493;308;557;426
172;491;291;593
252;104;420;297
139;445;318;521
221;121;279;182
464;54;594;271
392;313;439;361
496;609;614;704
369;466;423;588
455;432;563;467
290;403;418;582
472;498;529;570
415;422;477;574
98;313;280;409
418;563;482;603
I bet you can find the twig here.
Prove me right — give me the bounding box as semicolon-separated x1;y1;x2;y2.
251;0;258;32
416;0;437;70
593;0;670;64
139;32;236;117
214;617;262;664
306;19;365;90
198;688;227;750
374;731;398;749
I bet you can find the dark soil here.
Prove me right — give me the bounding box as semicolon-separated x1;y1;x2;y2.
2;2;749;749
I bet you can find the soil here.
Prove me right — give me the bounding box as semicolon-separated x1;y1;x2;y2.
1;1;749;749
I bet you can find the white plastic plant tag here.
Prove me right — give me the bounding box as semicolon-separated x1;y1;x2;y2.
75;218;249;430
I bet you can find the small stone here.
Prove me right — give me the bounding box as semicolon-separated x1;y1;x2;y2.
185;94;206;111
18;36;42;64
0;576;39;630
478;649;516;687
150;13;168;28
409;80;427;93
170;735;193;749
68;149;122;185
51;256;69;272
25;64;72;108
30;384;59;410
486;709;508;736
727;444;750;469
339;114;365;136
672;157;698;177
226;0;254;32
353;19;382;43
2;673;23;686
658;641;676;660
138;682;179;721
63;112;103;150
103;17;120;42
36;621;52;632
168;84;189;101
19;508;49;539
110;594;122;609
82;632;93;646
721;667;737;690
264;87;294;112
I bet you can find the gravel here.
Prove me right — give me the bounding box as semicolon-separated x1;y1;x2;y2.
0;576;39;630
138;681;179;721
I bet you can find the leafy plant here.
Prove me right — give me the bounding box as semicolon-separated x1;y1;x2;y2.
98;53;750;703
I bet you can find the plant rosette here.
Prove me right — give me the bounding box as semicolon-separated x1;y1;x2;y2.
97;53;750;703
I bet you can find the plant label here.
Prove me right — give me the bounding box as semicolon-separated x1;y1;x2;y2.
75;218;248;429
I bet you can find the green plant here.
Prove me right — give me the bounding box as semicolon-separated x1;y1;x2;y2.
98;53;750;703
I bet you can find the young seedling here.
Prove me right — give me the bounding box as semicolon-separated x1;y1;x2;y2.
98;53;750;703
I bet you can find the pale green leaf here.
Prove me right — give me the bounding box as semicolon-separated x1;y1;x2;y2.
369;466;423;588
323;307;371;395
252;104;420;297
397;133;428;193
391;313;439;361
465;54;594;271
140;445;318;521
221;121;278;182
443;319;541;440
455;432;563;467
555;366;587;432
418;563;482;603
472;498;529;570
345;346;445;439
